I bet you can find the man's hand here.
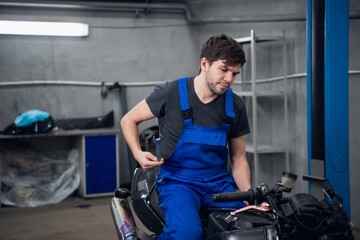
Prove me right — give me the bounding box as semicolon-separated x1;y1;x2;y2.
134;150;164;171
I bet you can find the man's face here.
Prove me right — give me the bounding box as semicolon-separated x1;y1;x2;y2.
204;59;241;95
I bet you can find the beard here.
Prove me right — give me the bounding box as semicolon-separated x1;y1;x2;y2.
206;75;229;96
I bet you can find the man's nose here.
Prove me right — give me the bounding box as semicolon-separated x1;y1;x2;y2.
224;71;234;82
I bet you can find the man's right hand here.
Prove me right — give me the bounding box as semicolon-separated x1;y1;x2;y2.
134;151;164;171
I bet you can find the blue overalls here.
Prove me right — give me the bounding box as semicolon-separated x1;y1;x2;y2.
156;78;246;240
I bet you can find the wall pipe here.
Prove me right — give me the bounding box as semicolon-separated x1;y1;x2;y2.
0;1;310;24
0;80;162;87
2;71;360;88
1;1;359;24
118;84;137;178
1;1;359;23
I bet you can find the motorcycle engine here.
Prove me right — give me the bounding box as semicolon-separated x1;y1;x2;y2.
280;193;327;238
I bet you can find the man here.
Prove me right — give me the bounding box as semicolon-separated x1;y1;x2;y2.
121;34;251;240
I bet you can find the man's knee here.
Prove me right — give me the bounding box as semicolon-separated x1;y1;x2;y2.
159;222;203;240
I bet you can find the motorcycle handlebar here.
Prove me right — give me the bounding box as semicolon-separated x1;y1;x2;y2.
212;189;254;202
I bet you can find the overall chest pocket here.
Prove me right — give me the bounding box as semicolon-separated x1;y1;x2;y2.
182;125;228;147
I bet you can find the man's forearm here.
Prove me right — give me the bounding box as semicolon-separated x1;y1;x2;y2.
120;114;142;158
232;156;251;192
121;99;155;157
229;136;251;192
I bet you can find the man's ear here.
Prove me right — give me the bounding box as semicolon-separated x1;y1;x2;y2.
200;57;209;72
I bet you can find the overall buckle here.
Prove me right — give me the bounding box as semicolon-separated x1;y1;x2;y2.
183;110;192;120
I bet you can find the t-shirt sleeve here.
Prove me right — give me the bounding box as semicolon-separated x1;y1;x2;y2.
229;96;250;138
145;82;170;118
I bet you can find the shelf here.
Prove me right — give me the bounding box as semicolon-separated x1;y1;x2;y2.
234;29;289;185
0;128;120;139
235;90;284;97
235;35;282;44
245;144;287;154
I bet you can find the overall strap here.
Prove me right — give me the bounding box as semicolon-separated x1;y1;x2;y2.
224;88;235;125
178;77;234;123
178;78;192;120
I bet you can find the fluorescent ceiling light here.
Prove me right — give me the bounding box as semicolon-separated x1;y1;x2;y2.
0;20;89;37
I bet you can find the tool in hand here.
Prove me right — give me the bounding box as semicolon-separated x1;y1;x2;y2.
153;134;163;182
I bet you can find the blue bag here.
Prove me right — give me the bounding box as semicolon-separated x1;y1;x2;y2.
4;109;55;135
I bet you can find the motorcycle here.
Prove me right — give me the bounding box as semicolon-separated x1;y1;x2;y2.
110;169;354;240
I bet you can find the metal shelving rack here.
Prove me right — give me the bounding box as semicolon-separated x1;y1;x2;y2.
235;29;289;185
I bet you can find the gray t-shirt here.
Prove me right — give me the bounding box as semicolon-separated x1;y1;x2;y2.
146;77;250;159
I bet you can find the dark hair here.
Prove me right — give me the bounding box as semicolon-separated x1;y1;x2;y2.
199;34;246;68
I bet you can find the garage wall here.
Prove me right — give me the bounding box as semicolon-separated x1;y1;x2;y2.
0;6;199;184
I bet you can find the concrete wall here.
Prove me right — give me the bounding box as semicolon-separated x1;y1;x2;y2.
0;6;199;184
0;0;359;227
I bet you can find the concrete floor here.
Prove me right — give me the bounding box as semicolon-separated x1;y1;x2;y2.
1;196;359;240
0;197;118;240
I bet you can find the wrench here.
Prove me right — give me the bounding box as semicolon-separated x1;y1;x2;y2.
153;134;163;161
153;134;163;182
